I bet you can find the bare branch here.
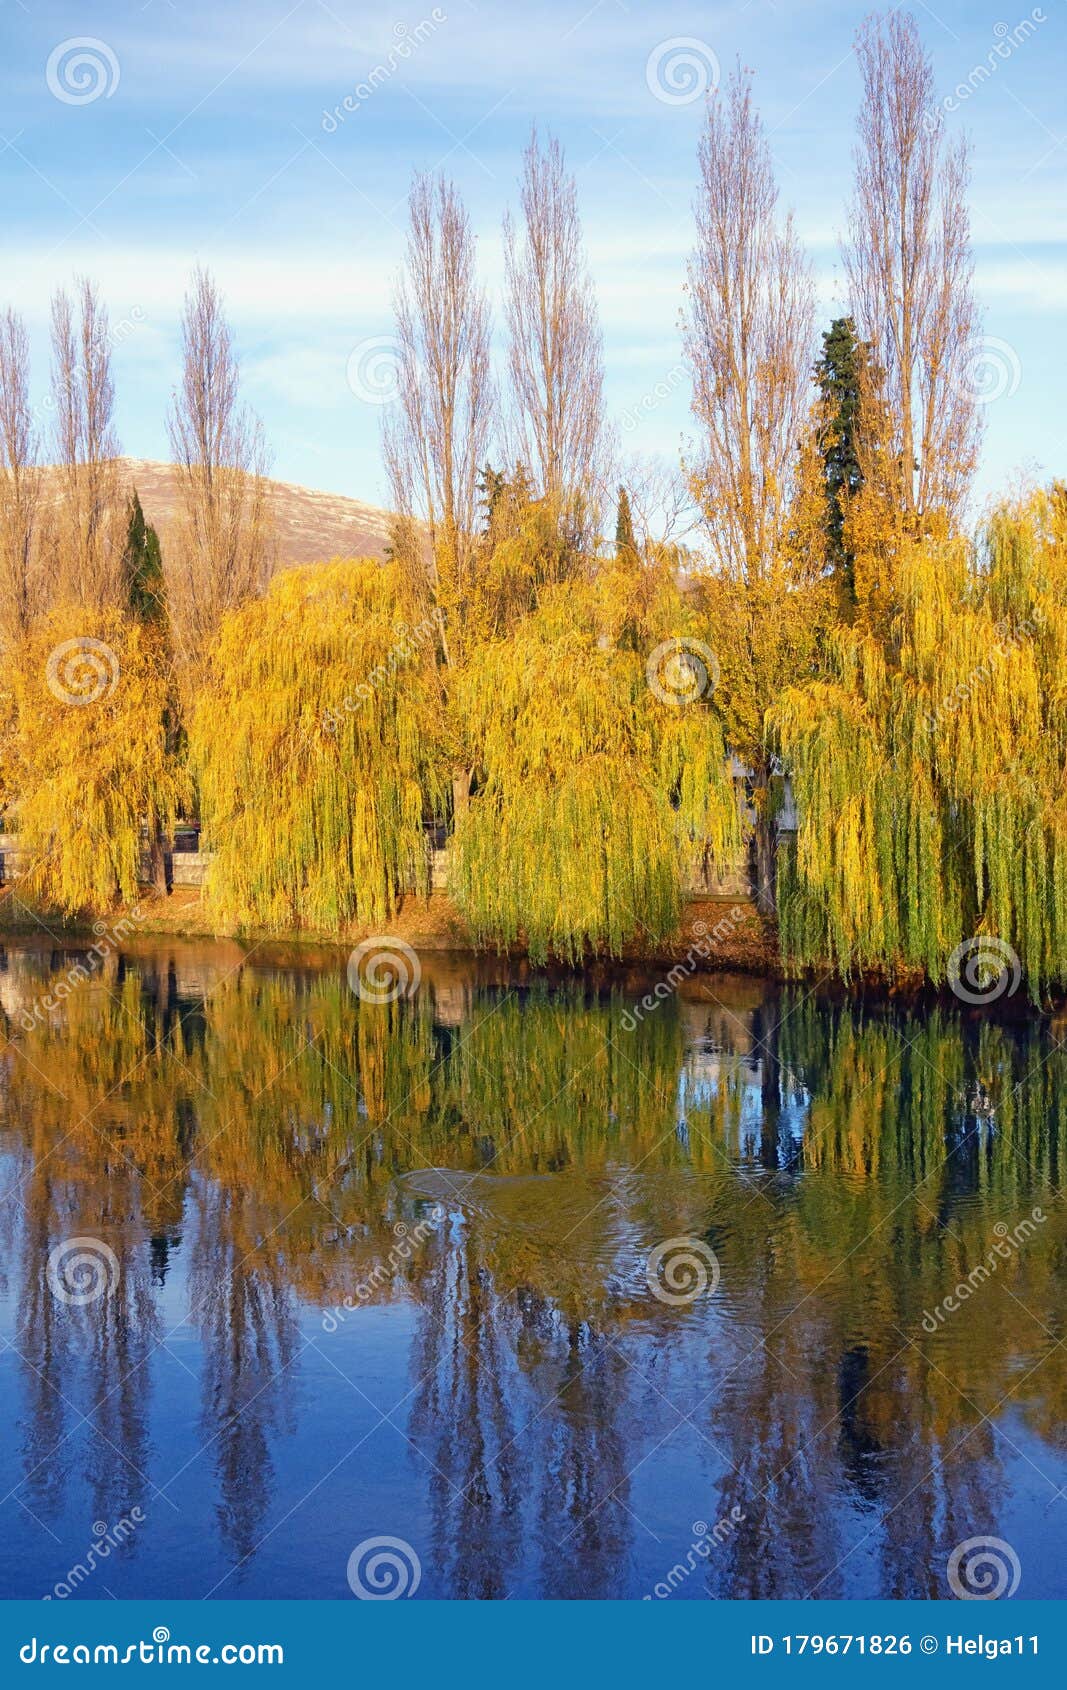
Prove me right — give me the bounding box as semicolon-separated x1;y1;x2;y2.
682;69;815;577
0;308;41;645
384;172;493;630
166;266;275;664
844;10;979;525
503;130;605;536
49;277;123;609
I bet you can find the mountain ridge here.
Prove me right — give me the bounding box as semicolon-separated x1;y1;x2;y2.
111;457;393;568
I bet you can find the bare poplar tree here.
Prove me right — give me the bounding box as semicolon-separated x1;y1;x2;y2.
50;278;123;608
844;10;979;525
683;72;814;578
503;130;605;529
383;173;493;823
166;266;273;664
384;171;493;646
0;309;41;646
682;68;816;915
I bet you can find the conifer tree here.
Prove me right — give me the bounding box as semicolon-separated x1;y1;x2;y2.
615;486;637;560
122;489;165;623
814;317;867;604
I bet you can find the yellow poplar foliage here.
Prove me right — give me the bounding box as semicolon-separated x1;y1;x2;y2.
689;420;837;868
450;562;741;962
771;492;1067;995
6;605;186;913
190;558;444;932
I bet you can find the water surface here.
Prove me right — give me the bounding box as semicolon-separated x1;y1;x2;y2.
1;937;1064;1600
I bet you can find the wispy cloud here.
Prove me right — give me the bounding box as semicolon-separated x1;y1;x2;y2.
3;0;1064;503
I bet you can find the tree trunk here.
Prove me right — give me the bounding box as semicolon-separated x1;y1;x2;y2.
149;826;169;896
452;765;473;824
753;782;777;918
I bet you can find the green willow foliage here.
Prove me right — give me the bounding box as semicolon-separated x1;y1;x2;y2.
6;606;187;914
771;493;1067;996
189;559;444;932
449;567;741;963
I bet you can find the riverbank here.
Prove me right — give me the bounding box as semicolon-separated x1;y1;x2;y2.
0;884;780;976
5;888;1056;1018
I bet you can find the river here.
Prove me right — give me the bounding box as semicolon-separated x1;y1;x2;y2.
0;937;1062;1600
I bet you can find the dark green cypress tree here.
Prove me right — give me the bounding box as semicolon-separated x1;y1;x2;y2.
123;489;165;623
614;485;637;560
814;317;867;601
119;488;173;891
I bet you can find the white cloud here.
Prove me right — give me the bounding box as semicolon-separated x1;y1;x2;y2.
3;246;396;328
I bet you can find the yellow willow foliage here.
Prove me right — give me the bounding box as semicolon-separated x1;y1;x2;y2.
450;565;741;962
4;606;186;914
190;559;445;932
771;493;1067;994
689;421;839;801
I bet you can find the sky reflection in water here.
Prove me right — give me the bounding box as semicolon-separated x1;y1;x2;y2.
0;938;1065;1600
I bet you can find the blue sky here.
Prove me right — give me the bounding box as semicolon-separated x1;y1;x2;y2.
2;0;1065;512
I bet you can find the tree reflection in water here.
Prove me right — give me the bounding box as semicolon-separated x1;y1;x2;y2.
0;939;1065;1598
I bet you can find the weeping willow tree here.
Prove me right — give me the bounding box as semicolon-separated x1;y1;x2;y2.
450;560;741;962
189;558;445;931
5;604;186;913
771;490;1067;996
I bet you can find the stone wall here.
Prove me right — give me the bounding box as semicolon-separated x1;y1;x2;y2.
1;837;756;901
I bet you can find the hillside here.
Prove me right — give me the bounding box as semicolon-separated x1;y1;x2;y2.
113;457;393;568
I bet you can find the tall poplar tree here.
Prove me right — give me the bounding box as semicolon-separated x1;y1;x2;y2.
682;67;822;915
